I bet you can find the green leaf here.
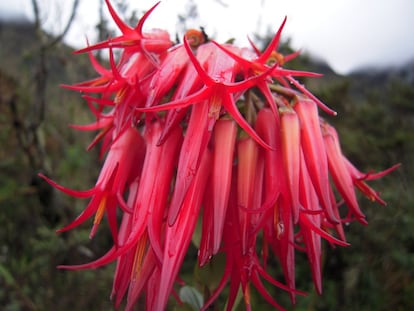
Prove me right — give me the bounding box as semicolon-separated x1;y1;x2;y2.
0;263;15;285
179;285;204;311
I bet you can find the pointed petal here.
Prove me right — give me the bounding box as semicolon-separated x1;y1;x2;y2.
167;101;212;225
322;122;366;222
136;87;211;113
134;1;161;34
221;92;274;150
57;195;103;234
237;137;259;254
105;0;134;35
145;45;189;107
289;77;337;115
250;271;287;311
211;119;237;253
258;16;287;63
294;98;339;224
300;212;349;246
58;246;118;270
154;149;212;310
147;126;183;262
280;107;301;223
255;108;283;210
183;38;216;86
38;173;96;198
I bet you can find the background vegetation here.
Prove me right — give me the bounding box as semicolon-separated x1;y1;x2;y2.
0;2;413;310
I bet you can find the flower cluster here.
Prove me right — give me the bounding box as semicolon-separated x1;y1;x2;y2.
41;1;399;310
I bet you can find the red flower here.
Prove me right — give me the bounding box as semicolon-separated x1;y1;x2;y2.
40;126;145;245
41;1;399;310
76;1;172;57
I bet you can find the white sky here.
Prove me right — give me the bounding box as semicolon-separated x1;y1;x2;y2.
2;0;414;74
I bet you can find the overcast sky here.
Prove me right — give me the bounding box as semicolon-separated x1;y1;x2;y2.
1;0;414;74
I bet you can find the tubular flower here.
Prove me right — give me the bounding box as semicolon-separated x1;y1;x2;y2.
42;2;400;310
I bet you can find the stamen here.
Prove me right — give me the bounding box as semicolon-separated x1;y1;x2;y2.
114;86;128;105
184;29;205;48
131;232;148;281
90;196;108;239
266;51;285;66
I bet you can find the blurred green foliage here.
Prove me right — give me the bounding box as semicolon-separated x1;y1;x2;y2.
0;20;413;311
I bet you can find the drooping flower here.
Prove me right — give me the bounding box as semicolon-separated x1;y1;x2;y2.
41;1;399;310
40;126;146;245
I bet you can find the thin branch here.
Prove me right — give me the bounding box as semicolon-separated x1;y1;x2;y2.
48;0;80;48
23;0;81;172
31;0;41;30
